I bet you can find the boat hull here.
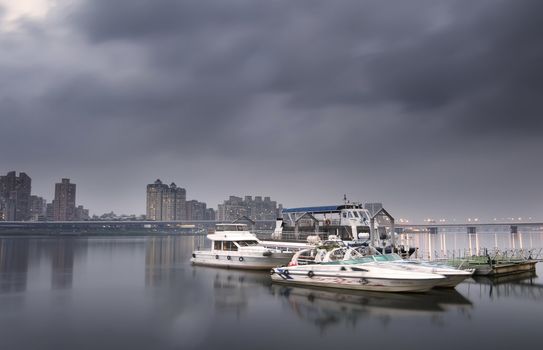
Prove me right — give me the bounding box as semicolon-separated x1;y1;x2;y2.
436;273;473;288
191;251;292;270
271;269;443;293
389;262;474;288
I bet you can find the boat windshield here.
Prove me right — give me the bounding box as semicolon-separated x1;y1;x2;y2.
382;253;403;261
236;240;259;246
216;224;247;232
358;210;369;221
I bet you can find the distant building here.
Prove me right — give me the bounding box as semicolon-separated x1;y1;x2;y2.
75;205;90;220
217;195;280;222
146;179;186;221
29;195;47;221
52;178;76;221
217;196;247;221
46;203;54;221
205;208;216;221
186;200;206;221
0;171;32;221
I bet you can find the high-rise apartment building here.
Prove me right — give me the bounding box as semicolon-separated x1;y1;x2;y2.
205;208;216;221
146;179;186;221
46;203;54;221
52;178;76;221
29;195;47;221
0;171;31;221
217;195;280;222
186;200;206;221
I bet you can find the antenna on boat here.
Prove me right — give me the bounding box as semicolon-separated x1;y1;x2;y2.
343;194;347;204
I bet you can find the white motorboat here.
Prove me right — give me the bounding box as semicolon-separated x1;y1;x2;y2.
342;250;475;288
270;262;446;293
191;224;294;270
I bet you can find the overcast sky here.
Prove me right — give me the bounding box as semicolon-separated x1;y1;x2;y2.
1;0;542;222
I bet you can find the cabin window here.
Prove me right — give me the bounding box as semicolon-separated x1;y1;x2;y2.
214;241;222;250
237;240;259;246
342;212;347;218
348;212;353;218
216;224;247;232
353;211;359;218
223;241;238;251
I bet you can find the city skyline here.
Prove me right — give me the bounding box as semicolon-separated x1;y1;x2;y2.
1;1;542;221
0;170;541;224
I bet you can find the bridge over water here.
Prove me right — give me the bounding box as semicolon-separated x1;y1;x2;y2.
0;220;276;235
396;222;543;234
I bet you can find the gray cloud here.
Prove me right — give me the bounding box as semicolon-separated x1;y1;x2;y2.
0;0;542;220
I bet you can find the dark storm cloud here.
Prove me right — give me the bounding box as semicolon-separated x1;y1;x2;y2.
71;0;543;135
1;0;542;218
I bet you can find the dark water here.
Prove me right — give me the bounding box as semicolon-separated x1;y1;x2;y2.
0;234;542;350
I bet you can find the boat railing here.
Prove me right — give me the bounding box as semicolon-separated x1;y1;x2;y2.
296;258;316;265
262;231;331;242
414;247;542;265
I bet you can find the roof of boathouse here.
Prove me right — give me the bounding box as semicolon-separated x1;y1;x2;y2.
282;204;364;214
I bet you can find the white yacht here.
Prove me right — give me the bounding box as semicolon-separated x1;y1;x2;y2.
191;224;294;270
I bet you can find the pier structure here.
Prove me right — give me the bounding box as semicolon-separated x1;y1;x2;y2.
395;222;543;235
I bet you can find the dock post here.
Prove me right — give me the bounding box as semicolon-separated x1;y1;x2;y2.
390;217;396;250
370;217;375;247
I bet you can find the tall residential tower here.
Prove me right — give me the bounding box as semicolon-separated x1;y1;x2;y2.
146;180;186;221
52;178;76;221
0;171;32;221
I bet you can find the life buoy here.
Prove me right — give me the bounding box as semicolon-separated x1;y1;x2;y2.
325;219;331;225
239;257;244;262
307;271;314;278
227;256;231;261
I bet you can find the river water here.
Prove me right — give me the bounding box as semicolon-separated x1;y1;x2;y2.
0;231;542;350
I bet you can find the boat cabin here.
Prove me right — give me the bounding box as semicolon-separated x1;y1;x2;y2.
278;204;372;240
210;223;263;252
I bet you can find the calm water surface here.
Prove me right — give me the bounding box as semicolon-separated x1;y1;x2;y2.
1;233;542;350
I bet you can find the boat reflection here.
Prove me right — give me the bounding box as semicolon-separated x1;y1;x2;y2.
210;269;270;316
272;284;473;331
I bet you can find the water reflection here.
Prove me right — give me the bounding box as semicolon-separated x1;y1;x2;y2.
466;271;543;300
50;239;75;290
272;285;473;332
0;235;540;350
145;235;205;286
211;269;270;316
0;239;29;293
